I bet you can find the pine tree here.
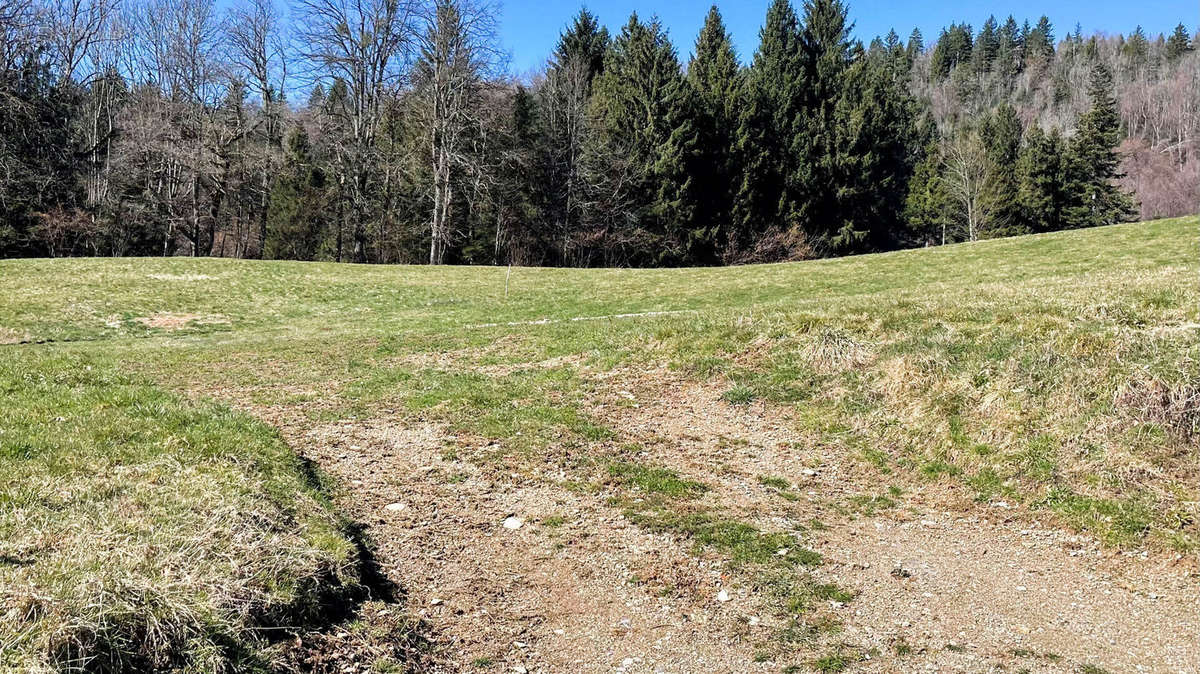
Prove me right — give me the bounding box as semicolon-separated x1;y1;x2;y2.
978;104;1024;236
1016;125;1066;232
730;0;805;255
688;5;741;261
1063;63;1137;228
584;14;701;265
1165;24;1193;62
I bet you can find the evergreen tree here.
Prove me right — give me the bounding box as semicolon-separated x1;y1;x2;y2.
1024;16;1054;67
265;127;329;260
584;13;701;265
972;16;999;72
730;0;805;255
552;9;610;86
793;0;854;248
1123;26;1150;70
1016;125;1067;232
688;5;742;261
1063;63;1137;228
1165;24;1193;62
539;9;611;264
996;15;1022;79
931;24;973;79
829;44;919;251
906;28;924;61
978;104;1024;237
904;139;951;245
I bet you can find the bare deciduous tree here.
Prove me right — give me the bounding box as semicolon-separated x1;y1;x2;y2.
412;0;503;264
943;131;987;242
228;0;287;256
295;0;416;261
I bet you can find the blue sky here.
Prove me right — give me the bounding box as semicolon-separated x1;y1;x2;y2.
499;0;1196;75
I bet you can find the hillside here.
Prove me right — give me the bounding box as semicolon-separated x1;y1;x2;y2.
1;217;1198;672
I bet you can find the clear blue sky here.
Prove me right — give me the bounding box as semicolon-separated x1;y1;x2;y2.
500;0;1197;75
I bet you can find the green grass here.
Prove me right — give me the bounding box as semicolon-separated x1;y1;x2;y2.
1;217;1197;670
0;353;359;672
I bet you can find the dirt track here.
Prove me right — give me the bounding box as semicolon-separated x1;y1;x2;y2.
242;371;1200;673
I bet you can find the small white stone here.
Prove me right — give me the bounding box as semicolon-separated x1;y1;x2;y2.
503;516;524;529
776;548;790;556
622;658;634;667
716;589;731;602
430;598;442;605
384;502;406;512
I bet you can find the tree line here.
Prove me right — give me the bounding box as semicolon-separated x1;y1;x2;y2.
0;0;1195;265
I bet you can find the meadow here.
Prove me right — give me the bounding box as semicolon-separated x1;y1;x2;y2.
1;216;1197;672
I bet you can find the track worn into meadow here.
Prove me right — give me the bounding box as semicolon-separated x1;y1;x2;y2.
232;366;1200;673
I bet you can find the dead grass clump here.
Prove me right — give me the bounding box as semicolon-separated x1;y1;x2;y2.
146;273;218;281
1115;374;1200;441
802;328;874;374
0;327;28;344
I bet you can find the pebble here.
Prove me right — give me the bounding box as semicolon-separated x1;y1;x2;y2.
384;502;406;512
503;516;524;529
716;589;731;602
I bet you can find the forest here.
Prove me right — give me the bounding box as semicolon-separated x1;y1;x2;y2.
0;0;1195;266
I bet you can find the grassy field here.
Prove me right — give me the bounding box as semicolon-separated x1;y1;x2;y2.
1;216;1197;671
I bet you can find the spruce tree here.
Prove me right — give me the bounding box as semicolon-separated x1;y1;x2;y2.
978;104;1025;236
1165;24;1193;62
1063;63;1137;228
540;9;610;264
972;16;999;72
830;44;918;251
1024;16;1054;67
585;14;701;265
688;5;741;261
1016;125;1066;232
904;139;950;246
906;28;924;61
265;127;329;260
793;0;853;247
730;0;805;256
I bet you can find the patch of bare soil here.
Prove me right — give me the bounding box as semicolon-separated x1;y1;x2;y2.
609;372;1200;673
251;405;777;673
134;312;230;330
216;361;1200;673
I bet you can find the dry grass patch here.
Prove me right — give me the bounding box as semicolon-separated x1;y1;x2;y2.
133;312;230;330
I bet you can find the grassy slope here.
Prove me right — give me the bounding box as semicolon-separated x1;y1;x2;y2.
1;217;1197;670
